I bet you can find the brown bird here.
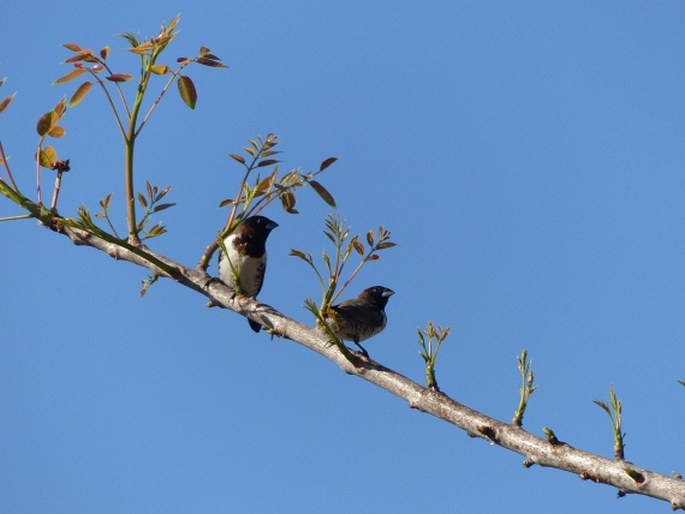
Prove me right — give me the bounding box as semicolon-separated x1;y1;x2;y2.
218;215;278;332
326;286;395;357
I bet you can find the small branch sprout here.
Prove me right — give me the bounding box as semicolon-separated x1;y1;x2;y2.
594;384;625;460
512;349;536;426
417;321;451;390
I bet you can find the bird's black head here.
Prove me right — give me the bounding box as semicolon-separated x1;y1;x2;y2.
230;216;278;256
358;286;395;308
240;215;279;234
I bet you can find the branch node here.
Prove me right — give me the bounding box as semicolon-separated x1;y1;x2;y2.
477;425;498;443
579;471;600;483
624;467;646;485
522;458;536;468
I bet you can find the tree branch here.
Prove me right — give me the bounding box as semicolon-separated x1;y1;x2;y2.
48;220;685;510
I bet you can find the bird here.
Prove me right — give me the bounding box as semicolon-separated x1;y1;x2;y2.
218;215;279;332
325;286;395;358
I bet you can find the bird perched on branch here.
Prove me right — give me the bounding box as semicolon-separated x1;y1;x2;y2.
326;286;395;357
218;215;279;332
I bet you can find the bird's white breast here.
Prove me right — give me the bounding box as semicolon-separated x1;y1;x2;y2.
219;236;267;297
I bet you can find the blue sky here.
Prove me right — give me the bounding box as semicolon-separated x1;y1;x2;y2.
2;1;685;513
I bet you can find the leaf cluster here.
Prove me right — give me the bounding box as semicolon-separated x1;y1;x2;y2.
512;349;537;426
291;213;396;319
594;385;626;460
417;321;451;390
198;135;338;270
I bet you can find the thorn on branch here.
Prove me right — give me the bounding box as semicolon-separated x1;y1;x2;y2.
543;426;564;446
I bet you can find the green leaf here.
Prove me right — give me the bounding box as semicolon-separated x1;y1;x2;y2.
289;249;309;262
38;146;57;168
121;31;139;47
177;75;197;109
150;64;170;75
308;180;336;207
69;81;93;107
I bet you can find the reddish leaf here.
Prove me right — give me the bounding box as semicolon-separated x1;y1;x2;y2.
62;43;82;52
0;93;15;113
197;56;227;68
350;236;364;256
137;192;148;208
366;230;374;246
256;159;279;168
319;156;338;171
100;192;112;209
53;99;66;117
280;191;297;213
48;126;66;138
100;46;110;60
63;51;96;64
177;75;197;109
106;74;133;82
256;170;277;195
199;46;211;56
218;198;234;208
376;241;397;250
36;111;56;136
308;180;336;207
129;42;153;55
229;153;245;164
54;67;86;85
69;81;93;107
152;203;176;213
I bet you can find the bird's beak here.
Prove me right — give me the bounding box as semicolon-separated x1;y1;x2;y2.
383;288;395;297
267;220;279;230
